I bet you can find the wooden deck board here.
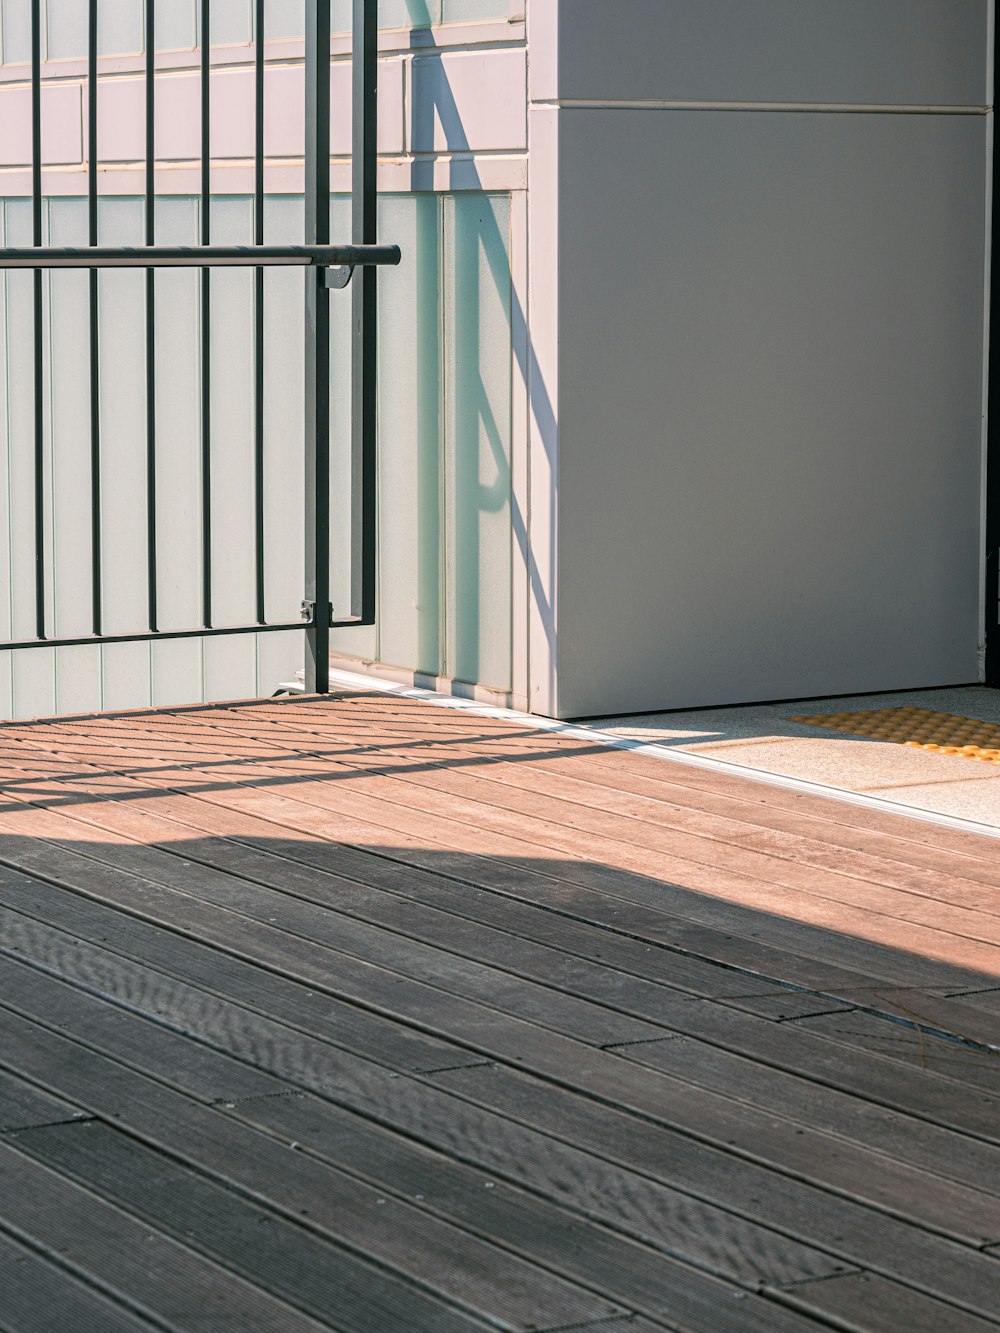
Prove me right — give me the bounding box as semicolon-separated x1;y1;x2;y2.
0;1227;164;1333
1;691;999;1331
11;712;998;1005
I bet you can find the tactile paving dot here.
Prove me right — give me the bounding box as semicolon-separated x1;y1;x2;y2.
787;708;1000;766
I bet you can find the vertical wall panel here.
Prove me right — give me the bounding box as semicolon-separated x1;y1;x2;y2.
150;196;203;705
443;192;512;690
2;0;498;63
96;0;143;55
203;195;257;701
327;195;373;657
5;200;56;717
265;0;304;42
96;197;151;708
1;0;31;64
556;110;986;713
48;198;103;712
45;0;88;61
159;3;197;52
256;195;307;695
46;0;151;61
204;0;253;47
373;193;441;674
441;0;508;23
331;1;439;33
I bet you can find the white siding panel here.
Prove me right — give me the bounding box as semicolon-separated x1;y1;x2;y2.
555;110;986;715
409;49;526;153
150;197;204;706
96;198;152;710
48;199;103;713
372;194;440;674
256;195;306;696
0;84;83;168
554;0;989;107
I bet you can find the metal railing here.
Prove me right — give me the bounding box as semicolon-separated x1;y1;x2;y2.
0;0;399;696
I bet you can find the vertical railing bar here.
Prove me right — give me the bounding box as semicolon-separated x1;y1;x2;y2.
303;0;331;693
31;0;45;641
200;0;212;628
88;0;102;637
145;0;158;632
352;0;377;627
254;0;266;625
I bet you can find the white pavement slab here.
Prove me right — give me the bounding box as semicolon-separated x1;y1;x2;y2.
594;686;1000;833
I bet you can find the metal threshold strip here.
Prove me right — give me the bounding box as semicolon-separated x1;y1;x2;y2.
0;244;401;270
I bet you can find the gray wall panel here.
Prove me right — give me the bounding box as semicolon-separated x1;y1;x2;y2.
555;109;986;717
555;0;989;107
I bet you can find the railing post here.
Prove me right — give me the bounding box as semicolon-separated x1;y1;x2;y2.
352;0;378;627
304;0;332;693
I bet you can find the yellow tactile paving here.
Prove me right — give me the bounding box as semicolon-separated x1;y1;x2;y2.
788;707;1000;766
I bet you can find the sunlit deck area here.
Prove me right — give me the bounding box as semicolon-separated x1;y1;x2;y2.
1;690;999;1331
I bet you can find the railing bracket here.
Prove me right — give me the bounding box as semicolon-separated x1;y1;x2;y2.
321;265;355;289
300;600;334;625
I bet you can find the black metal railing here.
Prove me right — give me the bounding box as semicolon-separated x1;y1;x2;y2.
0;0;399;696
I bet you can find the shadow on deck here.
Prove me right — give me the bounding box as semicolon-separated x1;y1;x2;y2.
0;692;999;1332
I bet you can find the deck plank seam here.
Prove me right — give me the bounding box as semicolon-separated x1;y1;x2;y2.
9;847;1000;1205
9;906;1000;1237
20;715;996;967
240;730;1000;918
5;1095;585;1333
0;1114;96;1134
5;719;997;1018
771;1006;860;1023
211;1089;306;1109
0;1161;266;1333
0;1007;922;1313
8;698;1000;1330
131;710;1000;932
9;684;998;871
33;988;995;1279
531;1314;652;1332
7;758;985;1053
7;847;1000;1205
599;1037;685;1051
184;702;1000;908
9;927;1000;1258
412;1060;496;1075
16;899;1000;1248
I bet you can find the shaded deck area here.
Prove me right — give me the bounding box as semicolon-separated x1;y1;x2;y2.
1;690;1000;1331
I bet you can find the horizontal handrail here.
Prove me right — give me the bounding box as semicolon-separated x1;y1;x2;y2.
0;612;367;653
0;243;402;270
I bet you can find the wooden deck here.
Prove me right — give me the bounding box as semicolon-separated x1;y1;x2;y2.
1;690;999;1332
